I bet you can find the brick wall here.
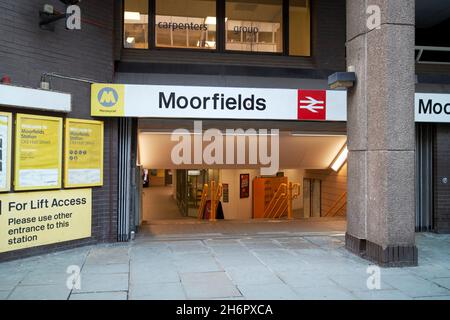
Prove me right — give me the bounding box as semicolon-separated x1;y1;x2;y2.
0;0;118;261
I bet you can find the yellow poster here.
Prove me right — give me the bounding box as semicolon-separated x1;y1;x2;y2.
91;83;124;116
0;189;92;253
65;118;104;188
14;114;63;191
0;112;12;192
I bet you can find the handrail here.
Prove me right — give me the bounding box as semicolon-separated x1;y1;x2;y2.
325;191;347;217
197;183;209;220
264;183;287;218
210;181;223;221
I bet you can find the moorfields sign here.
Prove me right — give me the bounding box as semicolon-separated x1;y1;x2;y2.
90;83;450;123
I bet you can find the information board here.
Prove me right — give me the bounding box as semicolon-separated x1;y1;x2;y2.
14;114;63;190
0;112;12;192
64;118;104;188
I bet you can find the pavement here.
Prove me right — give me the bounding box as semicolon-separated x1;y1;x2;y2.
1;231;450;300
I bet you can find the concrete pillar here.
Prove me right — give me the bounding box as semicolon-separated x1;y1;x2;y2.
345;1;417;266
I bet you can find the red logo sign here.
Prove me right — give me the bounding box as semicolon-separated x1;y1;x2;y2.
298;90;326;120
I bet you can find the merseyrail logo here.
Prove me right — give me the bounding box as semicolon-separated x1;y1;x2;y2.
91;84;124;116
98;87;119;107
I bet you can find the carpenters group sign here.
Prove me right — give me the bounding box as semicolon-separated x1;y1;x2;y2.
91;84;450;123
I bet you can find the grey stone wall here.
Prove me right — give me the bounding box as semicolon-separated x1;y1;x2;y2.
0;0;118;261
417;83;450;233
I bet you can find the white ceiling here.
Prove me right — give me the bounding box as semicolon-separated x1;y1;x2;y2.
138;131;346;170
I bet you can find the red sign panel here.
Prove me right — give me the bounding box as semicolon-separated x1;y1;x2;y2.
298;90;326;120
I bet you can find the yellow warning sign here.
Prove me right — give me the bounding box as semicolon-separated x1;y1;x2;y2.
0;188;92;253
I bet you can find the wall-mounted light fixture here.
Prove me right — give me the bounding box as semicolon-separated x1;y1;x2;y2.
39;0;81;31
328;67;357;90
40;75;50;90
330;145;348;172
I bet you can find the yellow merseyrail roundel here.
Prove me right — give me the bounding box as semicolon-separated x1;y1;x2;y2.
91;84;125;116
64;118;104;188
0;188;92;253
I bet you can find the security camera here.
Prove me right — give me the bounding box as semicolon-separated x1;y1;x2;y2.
60;0;81;5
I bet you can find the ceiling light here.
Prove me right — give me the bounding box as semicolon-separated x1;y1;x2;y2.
290;132;347;137
205;16;216;25
330;145;348;172
124;11;141;21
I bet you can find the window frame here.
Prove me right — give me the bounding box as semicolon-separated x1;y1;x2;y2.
121;0;312;57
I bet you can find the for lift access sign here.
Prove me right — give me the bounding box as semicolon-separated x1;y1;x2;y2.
0;189;92;253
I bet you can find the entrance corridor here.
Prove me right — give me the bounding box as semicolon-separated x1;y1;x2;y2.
139;217;347;238
142;186;184;222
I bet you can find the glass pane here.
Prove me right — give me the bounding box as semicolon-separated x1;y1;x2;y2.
155;0;217;50
123;0;149;49
225;0;283;53
289;0;310;56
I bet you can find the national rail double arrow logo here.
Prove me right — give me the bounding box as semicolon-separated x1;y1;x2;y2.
298;90;327;120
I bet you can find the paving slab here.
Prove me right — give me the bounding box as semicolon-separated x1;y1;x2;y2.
167;241;211;254
130;267;180;284
82;263;129;274
276;271;336;288
213;253;265;268
20;271;69;286
329;273;394;292
129;282;186;300
225;266;284;286
383;274;450;298
180;272;241;299
413;295;450;300
70;291;128;300
84;246;130;265
8;285;71;300
292;285;356;300
0;272;28;291
173;253;222;273
352;289;411;300
238;283;298;300
431;278;450;290
72;273;129;293
408;264;450;280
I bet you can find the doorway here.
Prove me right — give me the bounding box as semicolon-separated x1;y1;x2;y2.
303;178;321;218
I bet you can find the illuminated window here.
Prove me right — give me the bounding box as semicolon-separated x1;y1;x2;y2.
123;0;149;49
289;0;310;56
225;0;283;53
155;0;217;50
122;0;311;56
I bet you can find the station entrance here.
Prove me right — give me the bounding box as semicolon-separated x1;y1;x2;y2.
130;119;348;236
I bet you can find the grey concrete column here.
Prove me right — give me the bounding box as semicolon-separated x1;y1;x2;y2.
345;0;417;266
